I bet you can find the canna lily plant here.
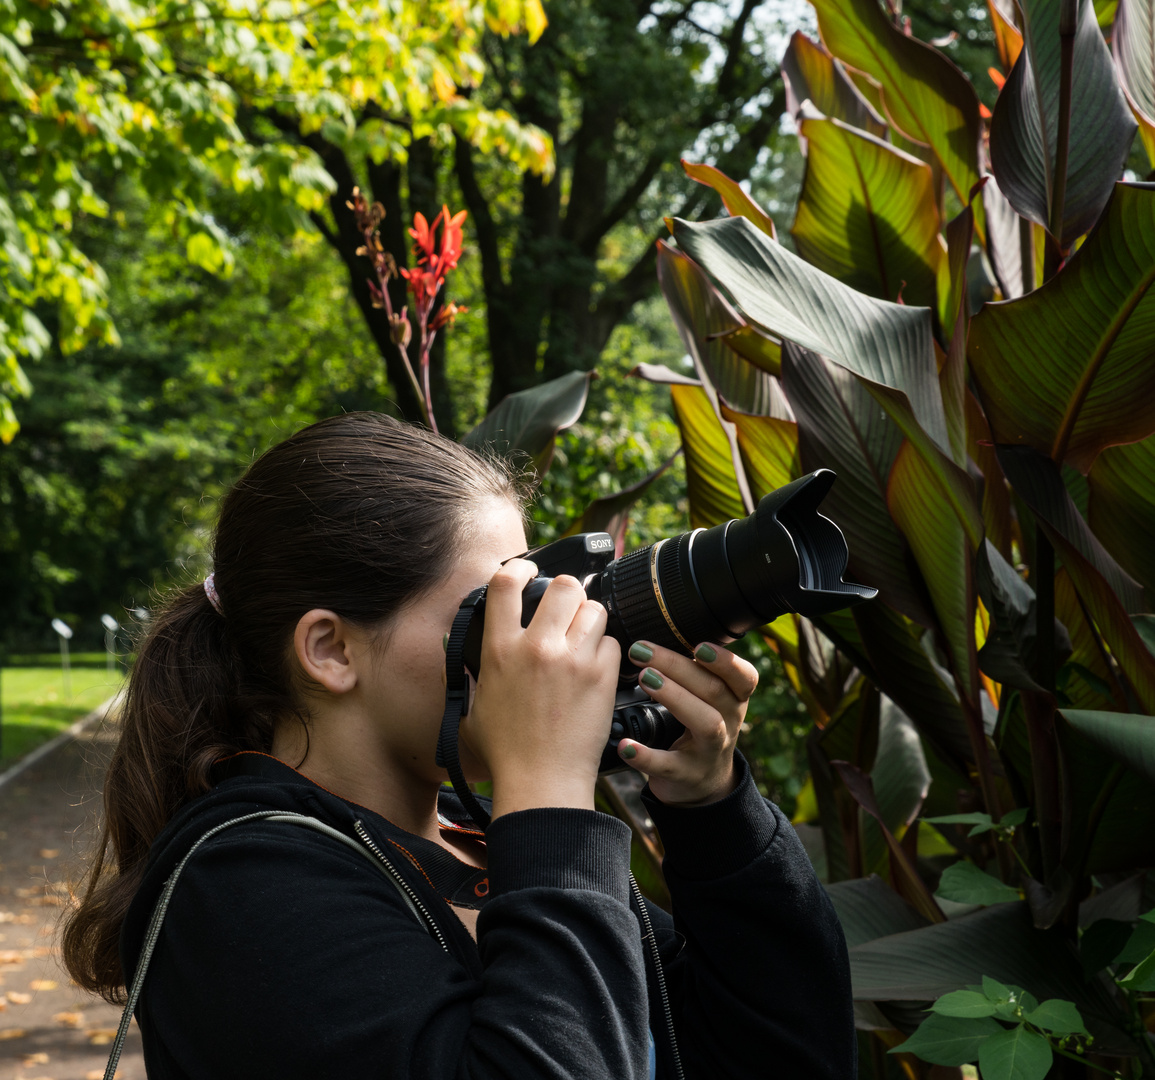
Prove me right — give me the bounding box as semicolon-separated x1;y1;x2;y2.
646;1;1155;1076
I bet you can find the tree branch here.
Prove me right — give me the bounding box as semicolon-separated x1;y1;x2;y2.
598;153;665;238
453;135;507;298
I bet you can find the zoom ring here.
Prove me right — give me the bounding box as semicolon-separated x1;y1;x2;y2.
607;546;683;654
655;533;700;653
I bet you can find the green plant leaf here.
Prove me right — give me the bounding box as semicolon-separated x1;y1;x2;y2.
983;975;1015;1002
791;112;944;311
978;1023;1053;1080
976;539;1072;693
983;174;1029;301
1118;948;1155;990
890;1013;1001;1066
1088;434;1155;595
781;30;888;136
969;183;1155;473
924;812;996;836
781;341;930;626
888;438;977;700
936;862;1023;906
673;214;983;549
1023;998;1090;1035
827;874;930;947
931;989;1000;1018
848;904;1135;1053
1001;808;1030;828
656;240;779;416
668;383;751;528
680;159;777;239
719;404;800;499
852;601;975;773
811;0;985;240
1113;0;1155;171
462;369;593;473
1059;709;1155;784
997;447;1155;711
989;0;1136;247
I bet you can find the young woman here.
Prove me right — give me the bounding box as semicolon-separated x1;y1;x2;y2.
63;412;856;1078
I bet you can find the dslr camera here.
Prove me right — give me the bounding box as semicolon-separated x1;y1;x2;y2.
456;469;875;773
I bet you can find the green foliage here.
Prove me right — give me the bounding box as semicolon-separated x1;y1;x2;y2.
652;0;1155;1072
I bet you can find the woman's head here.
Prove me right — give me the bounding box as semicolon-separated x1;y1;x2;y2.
63;412;531;998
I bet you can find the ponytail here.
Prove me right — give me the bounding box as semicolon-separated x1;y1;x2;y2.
62;412;531;1000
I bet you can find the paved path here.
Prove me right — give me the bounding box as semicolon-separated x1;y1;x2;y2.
0;708;143;1080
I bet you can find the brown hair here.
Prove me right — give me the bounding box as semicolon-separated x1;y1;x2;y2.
62;412;530;1001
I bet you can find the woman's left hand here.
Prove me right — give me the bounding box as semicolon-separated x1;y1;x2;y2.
619;640;758;806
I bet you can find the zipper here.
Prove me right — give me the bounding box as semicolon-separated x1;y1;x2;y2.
631;874;684;1080
353;819;451;955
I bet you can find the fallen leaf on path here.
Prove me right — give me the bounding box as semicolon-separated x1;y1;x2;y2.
29;979;58;991
0;1027;26;1039
87;1071;121;1079
6;991;31;1004
38;850;59;859
22;1051;49;1065
86;1027;117;1045
53;1011;83;1027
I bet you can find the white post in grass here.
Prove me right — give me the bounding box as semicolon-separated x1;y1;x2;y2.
51;618;73;699
101;614;119;674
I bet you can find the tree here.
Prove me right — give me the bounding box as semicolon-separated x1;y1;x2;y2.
0;0;551;442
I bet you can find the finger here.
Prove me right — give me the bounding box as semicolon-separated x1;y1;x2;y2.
690;642;759;702
617;737;689;780
637;667;732;746
627;640;735;709
525;574;588;640
483;559;540;644
565;598;608;655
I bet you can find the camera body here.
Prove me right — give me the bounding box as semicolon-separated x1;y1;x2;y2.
457;469;877;773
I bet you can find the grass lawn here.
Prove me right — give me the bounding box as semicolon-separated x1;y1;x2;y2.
0;658;125;769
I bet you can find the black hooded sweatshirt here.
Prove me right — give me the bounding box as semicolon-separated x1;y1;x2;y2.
120;751;855;1079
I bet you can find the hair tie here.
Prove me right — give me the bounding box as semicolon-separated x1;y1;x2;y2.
204;572;224;616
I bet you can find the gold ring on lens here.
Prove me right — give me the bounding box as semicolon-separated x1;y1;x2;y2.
649;540;695;653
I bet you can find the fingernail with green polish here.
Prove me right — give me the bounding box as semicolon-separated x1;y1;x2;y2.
442;632;449;653
629;641;654;664
695;643;717;663
641;668;664;691
619;742;637;760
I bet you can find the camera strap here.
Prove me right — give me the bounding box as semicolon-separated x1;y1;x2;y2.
437;585;491;831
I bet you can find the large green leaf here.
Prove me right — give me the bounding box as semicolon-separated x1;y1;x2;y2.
668;383;750;528
983;174;1029;301
781;341;930;625
463;370;593;473
967;392;1015;562
848;903;1134;1053
781;30;888;136
673;215;983;549
826;874;929;948
853;601;975;772
989;0;1136;247
1114;0;1155;171
812;0;985;240
1088;434;1155;595
719;404;800;499
998;446;1155;712
891;1014;1003;1067
969;183;1155;473
680;160;777;239
888;439;977;700
1060;709;1155;783
656;240;778;415
792;112;944;311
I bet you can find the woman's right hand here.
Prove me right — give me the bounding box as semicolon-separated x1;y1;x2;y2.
461;558;621;819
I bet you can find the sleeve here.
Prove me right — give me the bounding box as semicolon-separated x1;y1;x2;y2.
137;811;653;1080
641;754;857;1080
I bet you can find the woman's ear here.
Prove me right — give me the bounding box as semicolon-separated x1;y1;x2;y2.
294;609;360;694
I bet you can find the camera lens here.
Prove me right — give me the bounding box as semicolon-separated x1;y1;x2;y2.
595;469;875;669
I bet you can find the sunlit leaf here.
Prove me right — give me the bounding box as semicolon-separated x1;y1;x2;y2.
812;0;985;239
719;404;800;499
970;184;1155;473
680;160;777;239
668;383;750;528
792;112;944;311
989;0;1136;246
989;0;1025;72
462;369;593;473
781;30;888;137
